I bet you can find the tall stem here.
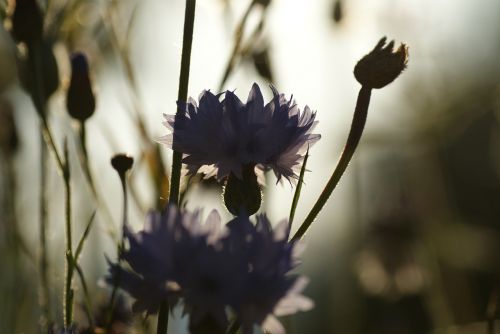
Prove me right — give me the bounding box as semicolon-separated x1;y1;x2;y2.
291;86;371;242
28;40;56;332
105;172;128;332
217;0;257;92
62;142;74;329
162;1;196;333
169;0;197;208
39;132;52;331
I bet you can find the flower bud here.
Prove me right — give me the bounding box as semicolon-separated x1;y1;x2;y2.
331;0;343;24
223;165;262;216
19;40;59;108
354;37;408;89
66;52;95;122
111;154;134;177
11;0;44;44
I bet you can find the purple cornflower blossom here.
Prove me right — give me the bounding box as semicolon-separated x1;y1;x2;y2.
106;206;312;333
159;83;320;183
106;206;230;319
225;215;313;334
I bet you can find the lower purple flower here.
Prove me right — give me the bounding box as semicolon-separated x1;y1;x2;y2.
105;206;313;333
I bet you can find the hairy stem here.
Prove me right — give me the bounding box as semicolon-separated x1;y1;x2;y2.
291;86;371;242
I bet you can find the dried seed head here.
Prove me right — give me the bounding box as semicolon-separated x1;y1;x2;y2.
111;154;134;176
67;52;95;122
11;0;44;44
354;37;408;89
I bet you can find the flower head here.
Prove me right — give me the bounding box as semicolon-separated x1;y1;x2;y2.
106;206;228;316
225;215;313;334
354;37;408;89
106;207;312;333
159;83;320;183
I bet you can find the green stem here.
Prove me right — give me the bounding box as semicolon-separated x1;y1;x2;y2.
106;173;128;332
77;122;117;238
39;132;52;331
157;300;169;334
291;86;371;242
75;262;94;328
162;1;196;332
28;40;55;332
218;0;258;92
62;141;74;329
169;0;197;208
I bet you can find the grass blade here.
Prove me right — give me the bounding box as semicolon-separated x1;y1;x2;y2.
288;147;309;239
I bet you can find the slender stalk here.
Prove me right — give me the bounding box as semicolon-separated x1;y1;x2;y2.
77;122;117;238
39;133;52;331
288;147;309;238
157;301;169;334
169;0;197;207
106;171;129;332
218;0;258;92
62;141;74;329
291;86;371;242
28;40;55;332
75;262;94;328
161;1;197;332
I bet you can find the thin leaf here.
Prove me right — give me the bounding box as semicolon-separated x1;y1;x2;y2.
74;211;97;262
75;262;94;327
288;147;310;238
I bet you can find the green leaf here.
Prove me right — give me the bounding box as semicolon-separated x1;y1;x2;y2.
288;147;310;237
74;211;97;262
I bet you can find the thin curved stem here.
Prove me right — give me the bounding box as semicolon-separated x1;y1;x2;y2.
291;86;371;242
218;0;258;92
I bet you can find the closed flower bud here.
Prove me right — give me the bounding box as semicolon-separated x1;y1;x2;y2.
223;164;262;216
354;37;408;89
19;40;59;108
111;154;134;176
11;0;44;44
66;52;95;122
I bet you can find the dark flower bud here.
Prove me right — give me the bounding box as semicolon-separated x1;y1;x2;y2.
66;52;95;122
354;37;408;89
111;154;134;177
331;0;343;24
223;165;262;216
11;0;44;44
19;39;59;108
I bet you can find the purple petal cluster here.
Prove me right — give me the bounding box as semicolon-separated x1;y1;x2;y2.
106;206;312;333
159;83;320;182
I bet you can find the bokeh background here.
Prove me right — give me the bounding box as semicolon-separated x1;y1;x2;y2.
1;0;500;333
